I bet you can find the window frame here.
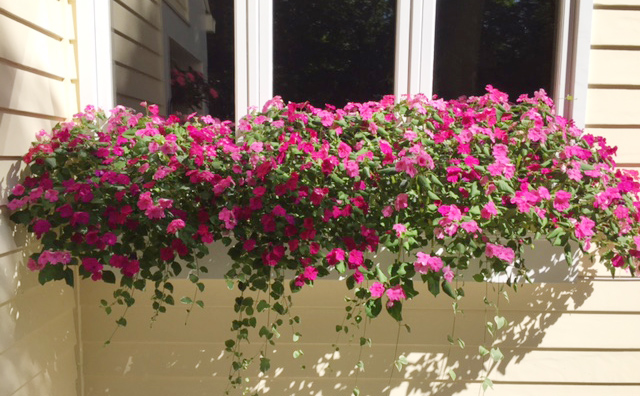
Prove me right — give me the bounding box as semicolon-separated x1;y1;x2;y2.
234;0;593;127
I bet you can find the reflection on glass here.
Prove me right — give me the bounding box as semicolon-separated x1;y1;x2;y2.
207;0;235;121
434;0;557;100
274;0;396;108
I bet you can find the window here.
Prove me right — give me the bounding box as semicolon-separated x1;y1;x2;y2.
234;0;592;126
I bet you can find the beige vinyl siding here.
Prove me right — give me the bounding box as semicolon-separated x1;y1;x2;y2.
0;1;80;396
587;4;640;167
80;276;640;396
111;0;166;113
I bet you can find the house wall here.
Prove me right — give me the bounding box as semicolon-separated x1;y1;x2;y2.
111;0;166;113
0;1;80;396
78;2;640;396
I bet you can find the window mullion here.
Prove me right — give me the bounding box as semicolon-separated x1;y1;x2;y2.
395;0;412;100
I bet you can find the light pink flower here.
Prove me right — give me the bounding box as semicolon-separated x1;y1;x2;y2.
393;223;407;237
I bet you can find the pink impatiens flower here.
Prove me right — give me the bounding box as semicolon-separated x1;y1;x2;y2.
393;223;407;237
553;190;572;212
167;219;186;234
219;208;237;230
369;282;386;298
414;252;443;274
574;216;595;240
386;285;406;302
395;193;409;210
481;201;498;219
485;243;515;263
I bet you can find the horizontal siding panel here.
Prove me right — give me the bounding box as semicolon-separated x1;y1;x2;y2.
0;251;40;307
589;50;640;85
0;209;22;254
487;349;640;383
0;281;75;353
9;348;78;396
0;159;23;205
83;342;472;380
112;34;163;80
116;0;162;28
0;312;77;396
0;0;67;40
83;342;640;384
591;10;640;46
595;0;640;5
0;63;68;118
80;279;640;348
111;1;162;54
585;88;640;125
0;14;67;79
0;113;51;157
587;128;640;164
114;64;164;108
82;376;640;396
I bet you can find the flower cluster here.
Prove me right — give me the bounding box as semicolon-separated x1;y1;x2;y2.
8;86;640;385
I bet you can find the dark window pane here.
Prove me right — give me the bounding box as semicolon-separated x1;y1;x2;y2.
207;0;235;121
434;0;557;101
274;0;396;108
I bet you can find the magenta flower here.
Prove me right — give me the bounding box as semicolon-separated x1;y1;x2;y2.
414;252;443;274
326;248;345;265
12;184;25;196
382;205;394;217
386;285;406;302
167;219;186;234
348;250;364;269
369;282;386;298
219;208;237;230
553;190;572;212
574;216;595;239
485;243;515;263
481;201;498;219
395;193;409;211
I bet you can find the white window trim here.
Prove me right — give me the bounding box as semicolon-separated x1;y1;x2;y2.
76;0;115;111
234;0;273;122
236;0;593;128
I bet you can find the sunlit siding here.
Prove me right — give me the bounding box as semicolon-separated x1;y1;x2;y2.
0;1;79;395
111;0;166;112
587;3;640;164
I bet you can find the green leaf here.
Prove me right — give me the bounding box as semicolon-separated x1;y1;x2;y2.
293;332;301;342
365;298;382;318
260;357;271;372
257;300;270;312
386;301;403;322
494;315;507;330
490;347;504;362
44;157;57;169
478;345;490;356
180;296;193;304
482;377;494;391
457;338;465;349
448;369;457;380
293;349;303;359
102;271;116;284
352;387;360;396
